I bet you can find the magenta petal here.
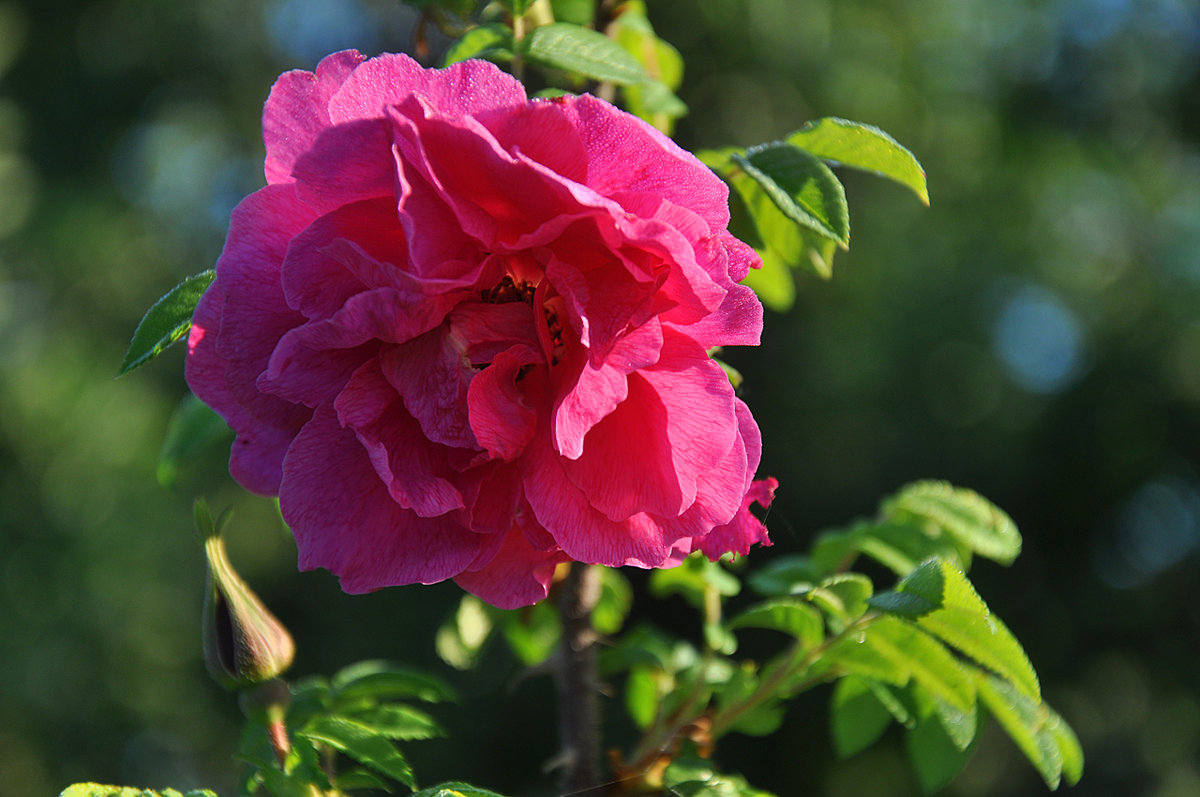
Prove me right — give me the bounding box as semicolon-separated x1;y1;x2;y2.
263;50;365;184
281;405;481;591
279;198;407;320
558;94;731;233
552;318;663;459
699;478;777;560
327;53;526;127
454;526;567;609
292;119;396;214
524;420;675;567
378;328;476;450
187;287;309;494
467;345;540;461
335;360;465;517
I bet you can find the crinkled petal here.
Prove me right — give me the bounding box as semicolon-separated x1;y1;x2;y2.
263;50;365;184
557;94;731;232
281;405;481;591
699;478;777;560
335;359;465;517
467;345;541;461
327;53;527;126
454;526;568;610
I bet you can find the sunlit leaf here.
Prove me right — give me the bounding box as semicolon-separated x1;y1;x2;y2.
729;598;824;647
119;269;214;375
830;676;895;757
436;595;494;670
497;598;560;666
625;665;659;729
746;555;822;596
525;23;647;85
650;552;740;611
59;787;218;797
883;482;1022;565
735;143;850;247
875;559;1040;700
299;717;414;787
592;567;633;635
350;704;444;741
442;24;513;66
411;783;509;797
331;661;455;704
976;673;1066;790
787;117;929;205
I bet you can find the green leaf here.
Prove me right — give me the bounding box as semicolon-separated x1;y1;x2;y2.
662;756;778;797
883;559;1041;701
883;482;1022;565
349;703;444;741
734;143;850;248
746;555;822;596
549;0;594;25
331;661;455;704
905;710;978;795
592;567;633;635
156;392;230;486
729;598;824;647
525;23;648;85
731;168;837;286
119;269;214;375
650;552;740;611
411;783;509;797
806;573;873;624
851;519;969;576
60;787;218;797
624;665;659;729
816;617;976;714
830;676;898;757
442;24;513;66
976;673;1068;790
298;716;414;788
497;598;561;666
436;595;495;670
787;117;929;205
1046;705;1085;787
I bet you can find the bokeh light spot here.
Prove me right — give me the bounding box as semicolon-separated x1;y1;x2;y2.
991;283;1086;393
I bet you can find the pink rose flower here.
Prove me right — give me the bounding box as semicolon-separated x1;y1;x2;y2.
187;50;775;608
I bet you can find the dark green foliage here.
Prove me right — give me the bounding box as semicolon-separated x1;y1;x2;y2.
119;270;213;375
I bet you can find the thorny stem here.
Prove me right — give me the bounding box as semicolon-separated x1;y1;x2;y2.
557;563;603;794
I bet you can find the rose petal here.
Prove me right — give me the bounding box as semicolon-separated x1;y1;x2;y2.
263;50;365;184
281;405;481;591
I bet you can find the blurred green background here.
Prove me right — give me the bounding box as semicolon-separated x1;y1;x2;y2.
1;0;1198;794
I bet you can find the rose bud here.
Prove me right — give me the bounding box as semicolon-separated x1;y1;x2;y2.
196;501;295;689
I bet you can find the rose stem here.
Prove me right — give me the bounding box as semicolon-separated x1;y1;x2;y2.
556;562;603;794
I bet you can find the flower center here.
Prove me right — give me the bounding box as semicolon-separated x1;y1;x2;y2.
481;275;535;305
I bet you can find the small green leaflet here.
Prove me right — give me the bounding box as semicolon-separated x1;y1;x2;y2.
872;559;1041;700
976;673;1083;790
734;143;850;248
884;481;1022;565
411;784;509;797
442;24;512;67
298;716;415;788
60;787;217;797
119;269;214;375
728;598;824;647
788;117;929;205
525;24;648;85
